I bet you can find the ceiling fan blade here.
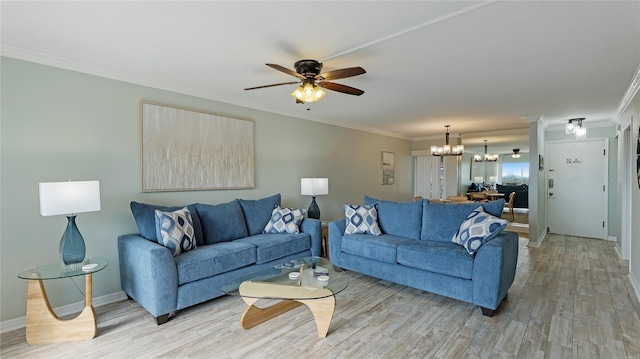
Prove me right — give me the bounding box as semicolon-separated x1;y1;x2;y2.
266;63;305;79
244;81;299;91
317;67;366;81
318;81;365;96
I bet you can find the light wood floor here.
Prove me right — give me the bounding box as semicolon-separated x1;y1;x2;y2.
2;234;639;358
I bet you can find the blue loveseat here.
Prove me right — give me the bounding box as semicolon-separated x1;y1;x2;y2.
117;194;321;324
329;196;518;316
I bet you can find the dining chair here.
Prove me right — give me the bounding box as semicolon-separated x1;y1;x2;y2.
413;196;423;202
506;192;516;221
469;192;488;202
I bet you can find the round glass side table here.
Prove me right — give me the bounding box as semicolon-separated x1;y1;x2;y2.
17;257;107;345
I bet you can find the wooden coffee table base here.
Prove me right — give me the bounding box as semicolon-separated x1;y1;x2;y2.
25;274;97;344
238;281;336;338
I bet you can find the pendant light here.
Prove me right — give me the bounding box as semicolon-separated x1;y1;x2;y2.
512;149;521;158
474;140;498;162
430;125;464;156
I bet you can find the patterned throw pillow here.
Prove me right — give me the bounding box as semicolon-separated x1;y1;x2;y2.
154;207;197;256
263;206;306;234
344;204;382;235
452;206;508;255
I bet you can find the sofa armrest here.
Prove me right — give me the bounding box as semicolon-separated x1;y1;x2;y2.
472;231;519;310
328;219;346;263
117;234;178;317
300;218;322;257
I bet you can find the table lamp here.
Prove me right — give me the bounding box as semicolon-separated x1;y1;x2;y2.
301;178;328;219
39;180;101;265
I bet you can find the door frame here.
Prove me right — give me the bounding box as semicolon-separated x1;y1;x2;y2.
620;116;633;260
545;138;609;240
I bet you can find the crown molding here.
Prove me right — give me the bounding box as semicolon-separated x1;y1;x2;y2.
1;44;412;141
615;63;640;122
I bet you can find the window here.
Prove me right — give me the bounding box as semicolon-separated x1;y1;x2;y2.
501;161;529;185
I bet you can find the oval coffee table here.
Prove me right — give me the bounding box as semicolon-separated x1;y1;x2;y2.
222;256;348;338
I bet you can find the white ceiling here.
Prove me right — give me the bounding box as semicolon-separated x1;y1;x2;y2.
2;1;639;150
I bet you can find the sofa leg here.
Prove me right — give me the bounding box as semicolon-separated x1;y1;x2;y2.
154;314;170;325
481;307;495;317
126;294;133;301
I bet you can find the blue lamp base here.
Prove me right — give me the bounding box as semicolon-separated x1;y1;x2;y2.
59;215;86;265
307;197;321;219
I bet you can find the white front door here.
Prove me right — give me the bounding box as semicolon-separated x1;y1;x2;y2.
546;139;608;239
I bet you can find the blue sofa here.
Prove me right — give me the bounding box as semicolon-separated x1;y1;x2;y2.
118;194;321;324
329;196;518;316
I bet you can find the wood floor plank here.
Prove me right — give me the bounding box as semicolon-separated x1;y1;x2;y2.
2;235;639;358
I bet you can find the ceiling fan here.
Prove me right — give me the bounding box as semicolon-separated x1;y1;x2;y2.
244;59;366;104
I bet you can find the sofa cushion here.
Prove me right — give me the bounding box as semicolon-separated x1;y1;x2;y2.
238;194;281;236
364;196;423;240
173;241;256;285
154;207;197;256
344;204;381;235
236;233;310;264
341;233;414;264
130;201;204;246
452;206;508;254
195;200;248;245
421;199;505;242
397;240;474;279
263;207;305;234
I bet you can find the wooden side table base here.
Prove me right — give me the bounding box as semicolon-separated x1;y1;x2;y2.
25;274;97;344
239;281;336;338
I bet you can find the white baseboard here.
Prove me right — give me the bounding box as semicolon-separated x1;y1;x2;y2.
614;245;623;259
0;290;127;334
630;271;640;304
527;231;548;248
607;236;617;242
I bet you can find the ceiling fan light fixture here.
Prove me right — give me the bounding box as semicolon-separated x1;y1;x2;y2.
512;148;521;158
291;81;326;103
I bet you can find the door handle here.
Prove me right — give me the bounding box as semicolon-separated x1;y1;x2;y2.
549;192;553;197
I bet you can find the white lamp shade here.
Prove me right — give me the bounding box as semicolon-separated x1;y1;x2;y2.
39;180;101;216
301;178;329;196
474;177;484;183
489;176;497;183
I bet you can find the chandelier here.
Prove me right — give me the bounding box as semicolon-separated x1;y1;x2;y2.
474;140;498;162
431;125;464;156
565;117;587;139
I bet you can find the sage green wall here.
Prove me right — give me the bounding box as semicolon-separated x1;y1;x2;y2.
544;126;619;239
0;57;412;322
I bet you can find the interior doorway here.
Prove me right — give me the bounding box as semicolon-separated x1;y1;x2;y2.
546;139;608;240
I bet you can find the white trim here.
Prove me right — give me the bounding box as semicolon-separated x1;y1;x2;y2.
0;291;127;333
630;271;640;305
607;236;617;242
615;63;640;121
614;245;623;259
527;232;548;248
0;45;411;141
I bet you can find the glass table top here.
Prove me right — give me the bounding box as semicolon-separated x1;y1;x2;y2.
17;257;108;280
222;257;349;300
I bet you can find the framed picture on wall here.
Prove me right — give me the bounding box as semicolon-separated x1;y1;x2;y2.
140;101;255;191
382;151;395;185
